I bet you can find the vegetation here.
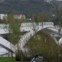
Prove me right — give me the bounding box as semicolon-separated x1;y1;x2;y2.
5;11;26;62
0;57;15;62
0;1;62;62
52;2;62;25
32;12;52;22
26;30;62;62
7;12;21;44
2;8;62;62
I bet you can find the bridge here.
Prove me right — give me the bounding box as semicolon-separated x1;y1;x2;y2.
0;22;62;56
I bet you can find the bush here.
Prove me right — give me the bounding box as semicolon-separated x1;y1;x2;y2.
26;31;62;62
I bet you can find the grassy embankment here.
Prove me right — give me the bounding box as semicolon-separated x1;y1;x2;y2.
0;57;15;62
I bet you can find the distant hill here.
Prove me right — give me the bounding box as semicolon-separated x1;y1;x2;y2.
0;0;53;15
51;1;62;9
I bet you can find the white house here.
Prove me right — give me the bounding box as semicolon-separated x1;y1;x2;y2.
0;14;26;20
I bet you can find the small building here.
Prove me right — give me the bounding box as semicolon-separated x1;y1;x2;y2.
0;14;26;20
14;14;26;19
0;14;7;20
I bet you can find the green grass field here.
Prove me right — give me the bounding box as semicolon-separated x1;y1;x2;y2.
0;57;15;62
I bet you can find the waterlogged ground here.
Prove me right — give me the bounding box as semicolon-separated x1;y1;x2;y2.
0;57;15;62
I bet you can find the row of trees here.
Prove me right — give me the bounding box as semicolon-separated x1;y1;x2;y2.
4;9;62;62
4;11;52;62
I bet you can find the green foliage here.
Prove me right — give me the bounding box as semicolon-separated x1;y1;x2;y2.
58;17;62;28
0;57;15;62
53;3;62;26
26;31;62;61
32;12;51;22
6;12;21;44
6;11;27;62
31;13;52;32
